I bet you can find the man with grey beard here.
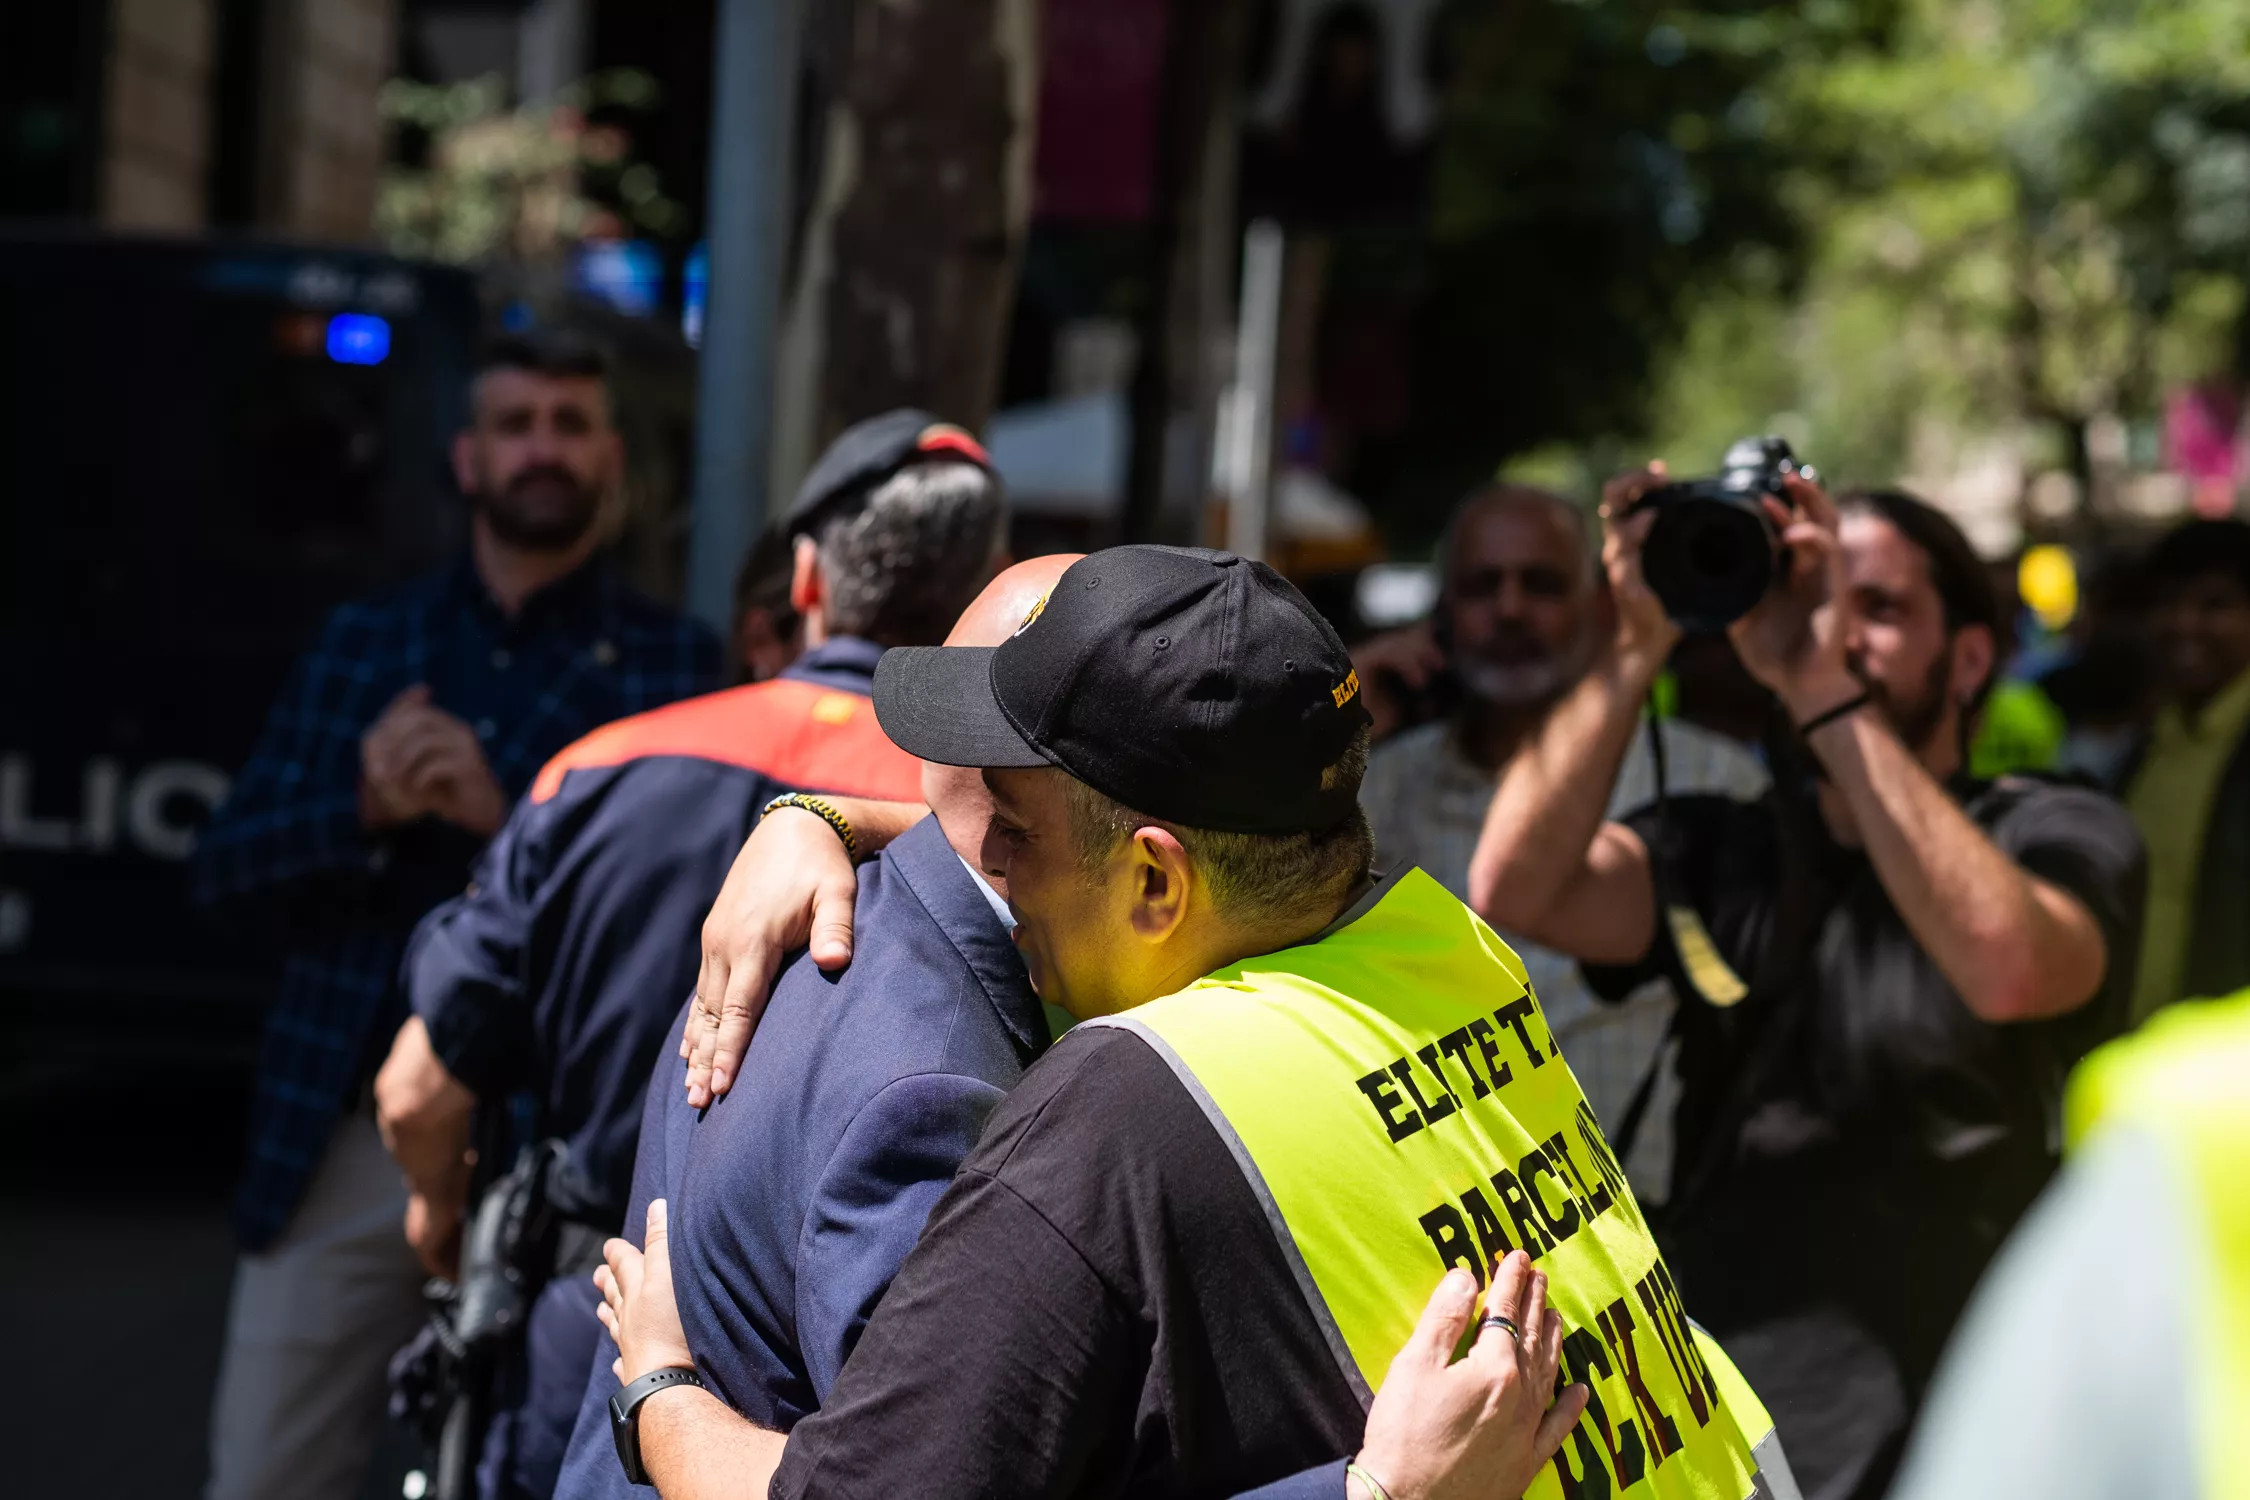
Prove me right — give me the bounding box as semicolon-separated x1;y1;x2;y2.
1353;484;1766;1196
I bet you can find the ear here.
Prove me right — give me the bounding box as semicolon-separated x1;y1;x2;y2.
790;536;823;617
1125;826;1194;944
450;429;478;496
1951;623;1996;709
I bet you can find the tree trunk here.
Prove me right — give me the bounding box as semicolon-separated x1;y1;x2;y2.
1120;0;1253;544
773;0;1039;490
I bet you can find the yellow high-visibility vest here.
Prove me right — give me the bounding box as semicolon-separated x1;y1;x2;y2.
1083;868;1796;1500
2066;990;2250;1500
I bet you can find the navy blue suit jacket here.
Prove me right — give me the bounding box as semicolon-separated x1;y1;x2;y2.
554;815;1048;1497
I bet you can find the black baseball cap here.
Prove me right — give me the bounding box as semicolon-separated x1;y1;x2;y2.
782;407;992;535
873;546;1371;835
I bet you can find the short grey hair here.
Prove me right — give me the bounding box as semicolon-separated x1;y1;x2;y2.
813;460;1007;646
1061;728;1375;931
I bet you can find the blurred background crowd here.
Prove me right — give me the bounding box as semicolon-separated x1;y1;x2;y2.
7;0;2250;1496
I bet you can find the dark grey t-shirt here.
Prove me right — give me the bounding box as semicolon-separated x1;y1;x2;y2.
1584;777;2145;1500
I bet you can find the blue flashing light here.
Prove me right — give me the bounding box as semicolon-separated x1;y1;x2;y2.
326;312;391;365
573;240;665;319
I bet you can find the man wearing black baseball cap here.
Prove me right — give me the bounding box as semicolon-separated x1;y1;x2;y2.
599;547;1793;1500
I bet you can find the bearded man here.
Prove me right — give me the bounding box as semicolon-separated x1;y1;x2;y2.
1353;484;1767;1197
191;331;720;1500
1470;477;2144;1500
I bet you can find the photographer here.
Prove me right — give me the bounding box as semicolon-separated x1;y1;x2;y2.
1355;484;1766;1195
1468;465;2144;1500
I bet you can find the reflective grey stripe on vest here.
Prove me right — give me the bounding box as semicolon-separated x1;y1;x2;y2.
1750;1424;1804;1500
1077;1013;1375;1410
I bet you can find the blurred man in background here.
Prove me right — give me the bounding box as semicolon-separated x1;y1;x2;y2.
731;525;805;683
190;332;721;1500
375;410;1000;1499
1471;476;2143;1500
2120;518;2250;1019
1354;483;1766;1195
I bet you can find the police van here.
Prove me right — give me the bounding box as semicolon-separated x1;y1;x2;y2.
0;233;695;1063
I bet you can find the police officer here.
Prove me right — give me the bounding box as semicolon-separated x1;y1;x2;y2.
373;410;1006;1497
600;546;1797;1500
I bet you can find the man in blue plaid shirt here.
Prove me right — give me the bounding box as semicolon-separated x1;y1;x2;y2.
191;332;720;1500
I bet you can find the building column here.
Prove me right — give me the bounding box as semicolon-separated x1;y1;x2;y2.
100;0;217;231
261;0;398;242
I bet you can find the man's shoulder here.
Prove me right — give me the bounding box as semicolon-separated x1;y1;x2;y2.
604;578;721;647
1974;774;2146;873
527;677;917;804
311;567;451;645
745;843;1017;1104
967;1024;1215;1190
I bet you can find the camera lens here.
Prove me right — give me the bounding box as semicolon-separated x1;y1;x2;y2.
1688;523;1745;578
1643;491;1779;631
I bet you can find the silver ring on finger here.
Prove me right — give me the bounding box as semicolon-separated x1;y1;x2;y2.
1478;1313;1520;1344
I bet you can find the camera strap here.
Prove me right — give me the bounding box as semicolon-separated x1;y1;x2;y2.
1611;697;1828;1205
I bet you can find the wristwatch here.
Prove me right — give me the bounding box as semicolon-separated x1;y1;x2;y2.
610;1366;704;1484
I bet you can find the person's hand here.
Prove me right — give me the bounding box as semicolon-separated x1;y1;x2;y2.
1598;465;1684;684
1726;473;1861;719
1351;622;1447;741
682;807;863;1108
360;687;508;836
374;1017;478;1182
1350;1252;1589;1500
374;1016;477;1275
595;1199;695;1384
404;1188;464;1280
360;685;434;827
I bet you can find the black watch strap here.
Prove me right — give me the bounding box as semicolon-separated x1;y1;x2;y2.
610;1366;704;1484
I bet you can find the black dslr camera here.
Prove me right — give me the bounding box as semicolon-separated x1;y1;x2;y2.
1638;436;1811;631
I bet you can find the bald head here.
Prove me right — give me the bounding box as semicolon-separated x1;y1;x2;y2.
923;554;1084;890
944;553;1083;648
1438;485;1598;709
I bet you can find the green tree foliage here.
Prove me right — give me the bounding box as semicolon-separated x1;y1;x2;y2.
377;69;686;266
1393;0;1890;527
1638;0;2250;494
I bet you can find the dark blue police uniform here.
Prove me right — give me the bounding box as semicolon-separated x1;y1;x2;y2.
552;814;1047;1498
404;637;925;1499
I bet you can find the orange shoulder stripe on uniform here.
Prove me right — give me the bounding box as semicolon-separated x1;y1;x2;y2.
529;678;923;804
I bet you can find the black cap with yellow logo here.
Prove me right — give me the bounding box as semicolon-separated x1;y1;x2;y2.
873;546;1370;835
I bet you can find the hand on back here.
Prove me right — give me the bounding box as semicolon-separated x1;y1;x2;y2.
682;804;867;1107
1352;1251;1589;1500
